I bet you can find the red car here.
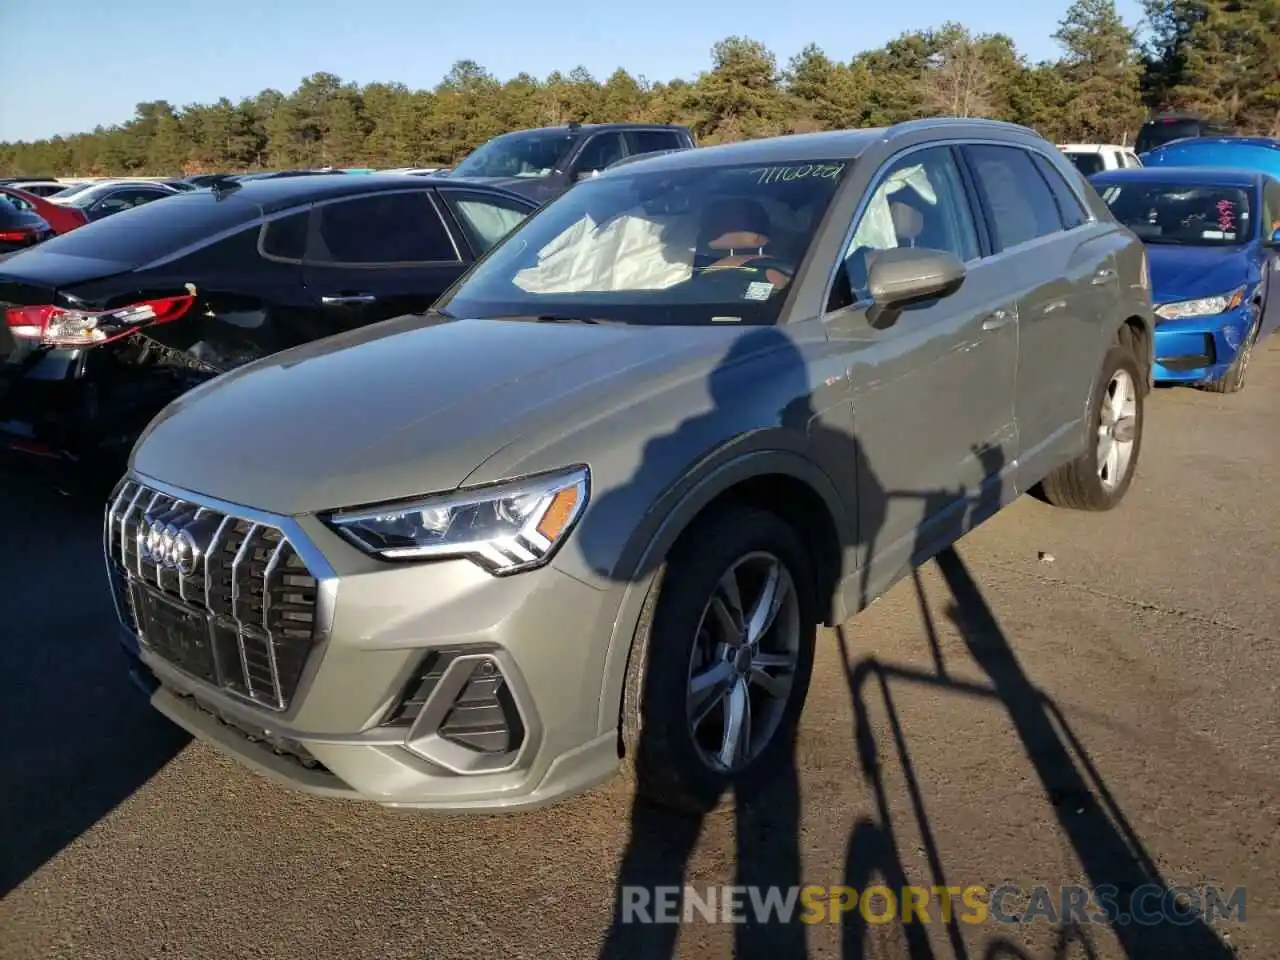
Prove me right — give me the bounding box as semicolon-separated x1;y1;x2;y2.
0;186;88;235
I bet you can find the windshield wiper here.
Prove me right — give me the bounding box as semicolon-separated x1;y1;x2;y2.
489;314;623;325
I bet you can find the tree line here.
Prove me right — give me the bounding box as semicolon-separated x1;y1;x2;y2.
2;0;1276;177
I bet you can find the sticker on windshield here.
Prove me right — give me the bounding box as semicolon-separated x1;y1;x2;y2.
1216;198;1237;233
752;162;846;185
711;316;742;323
744;281;775;301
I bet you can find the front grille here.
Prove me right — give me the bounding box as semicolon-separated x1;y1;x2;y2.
105;479;320;711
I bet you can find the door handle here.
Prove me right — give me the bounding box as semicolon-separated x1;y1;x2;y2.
982;308;1016;331
320;293;377;306
1090;268;1116;286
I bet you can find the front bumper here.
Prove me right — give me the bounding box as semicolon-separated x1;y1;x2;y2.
108;473;628;812
1151;305;1253;384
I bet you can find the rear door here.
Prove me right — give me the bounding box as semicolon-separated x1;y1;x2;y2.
961;143;1115;486
302;189;467;332
134;209;313;370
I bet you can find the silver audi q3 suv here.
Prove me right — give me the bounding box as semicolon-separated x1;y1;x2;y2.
105;119;1155;813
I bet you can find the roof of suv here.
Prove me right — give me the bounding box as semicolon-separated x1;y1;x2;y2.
597;119;1045;175
522;122;690;135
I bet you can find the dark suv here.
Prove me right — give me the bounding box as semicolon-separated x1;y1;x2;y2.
447;122;695;203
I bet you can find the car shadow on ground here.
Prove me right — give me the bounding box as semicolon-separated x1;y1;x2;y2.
588;327;1234;959
0;467;189;897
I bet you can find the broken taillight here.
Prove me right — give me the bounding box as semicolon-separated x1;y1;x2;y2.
5;294;195;347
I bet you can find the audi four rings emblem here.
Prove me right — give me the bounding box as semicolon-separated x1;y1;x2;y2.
141;516;201;576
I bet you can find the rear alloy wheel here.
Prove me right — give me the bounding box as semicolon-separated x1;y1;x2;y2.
1096;367;1139;493
1204;313;1259;394
1040;343;1144;511
620;507;817;813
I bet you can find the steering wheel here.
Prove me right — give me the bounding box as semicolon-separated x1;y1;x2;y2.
703;254;797;291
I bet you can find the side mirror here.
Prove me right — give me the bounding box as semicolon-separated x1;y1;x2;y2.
1269;226;1280;247
867;247;966;310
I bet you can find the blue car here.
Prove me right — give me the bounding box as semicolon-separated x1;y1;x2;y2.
1140;135;1280;179
1090;166;1280;392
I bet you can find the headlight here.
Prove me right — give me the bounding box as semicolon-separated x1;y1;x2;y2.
326;466;589;574
1155;286;1245;321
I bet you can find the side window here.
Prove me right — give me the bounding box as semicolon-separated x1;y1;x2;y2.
574;133;628;175
3;194;32;212
310;192;458;264
260;210;309;261
626;130;684;156
964;145;1064;251
440;191;531;254
93;193;132;213
1030;153;1088;229
117;189;165;209
830;146;980;311
1265;182;1280;238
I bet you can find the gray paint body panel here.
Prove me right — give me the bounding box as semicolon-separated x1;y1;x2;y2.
118;120;1155;811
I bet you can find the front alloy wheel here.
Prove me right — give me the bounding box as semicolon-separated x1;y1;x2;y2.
621;506;817;813
687;552;800;773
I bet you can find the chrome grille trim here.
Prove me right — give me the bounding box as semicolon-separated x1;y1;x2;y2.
104;477;331;713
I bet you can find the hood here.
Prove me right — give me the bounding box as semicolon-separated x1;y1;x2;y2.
1145;243;1253;304
131;315;735;516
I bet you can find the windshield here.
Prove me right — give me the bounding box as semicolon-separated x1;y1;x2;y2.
438;157;852;325
1065;152;1105;176
452;130;577;179
1097;182;1253;246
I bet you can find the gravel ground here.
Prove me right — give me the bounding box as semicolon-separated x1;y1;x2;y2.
2;343;1278;960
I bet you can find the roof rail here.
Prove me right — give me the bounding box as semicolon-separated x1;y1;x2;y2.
884;117;1040;139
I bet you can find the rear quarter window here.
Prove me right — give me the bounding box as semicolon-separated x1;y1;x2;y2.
29;193;261;265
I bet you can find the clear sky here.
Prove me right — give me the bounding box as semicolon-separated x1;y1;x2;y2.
0;0;1147;143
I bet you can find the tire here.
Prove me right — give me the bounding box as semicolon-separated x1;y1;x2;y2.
619;506;818;813
1039;343;1144;511
1202;311;1259;394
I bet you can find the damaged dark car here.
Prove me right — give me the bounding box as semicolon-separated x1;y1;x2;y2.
0;174;535;476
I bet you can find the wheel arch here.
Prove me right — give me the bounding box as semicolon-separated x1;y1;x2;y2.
594;449;851;740
1118;314;1153;394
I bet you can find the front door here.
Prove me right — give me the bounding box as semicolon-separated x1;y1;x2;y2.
823;144;1020;609
1261;180;1280;339
302;189;468;333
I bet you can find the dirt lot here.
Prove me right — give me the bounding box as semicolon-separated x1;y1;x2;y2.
2;345;1278;960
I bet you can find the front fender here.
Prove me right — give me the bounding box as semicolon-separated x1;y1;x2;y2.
586;445;850;738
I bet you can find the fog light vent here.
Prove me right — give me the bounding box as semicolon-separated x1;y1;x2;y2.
439;658;525;754
395;650;530;773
